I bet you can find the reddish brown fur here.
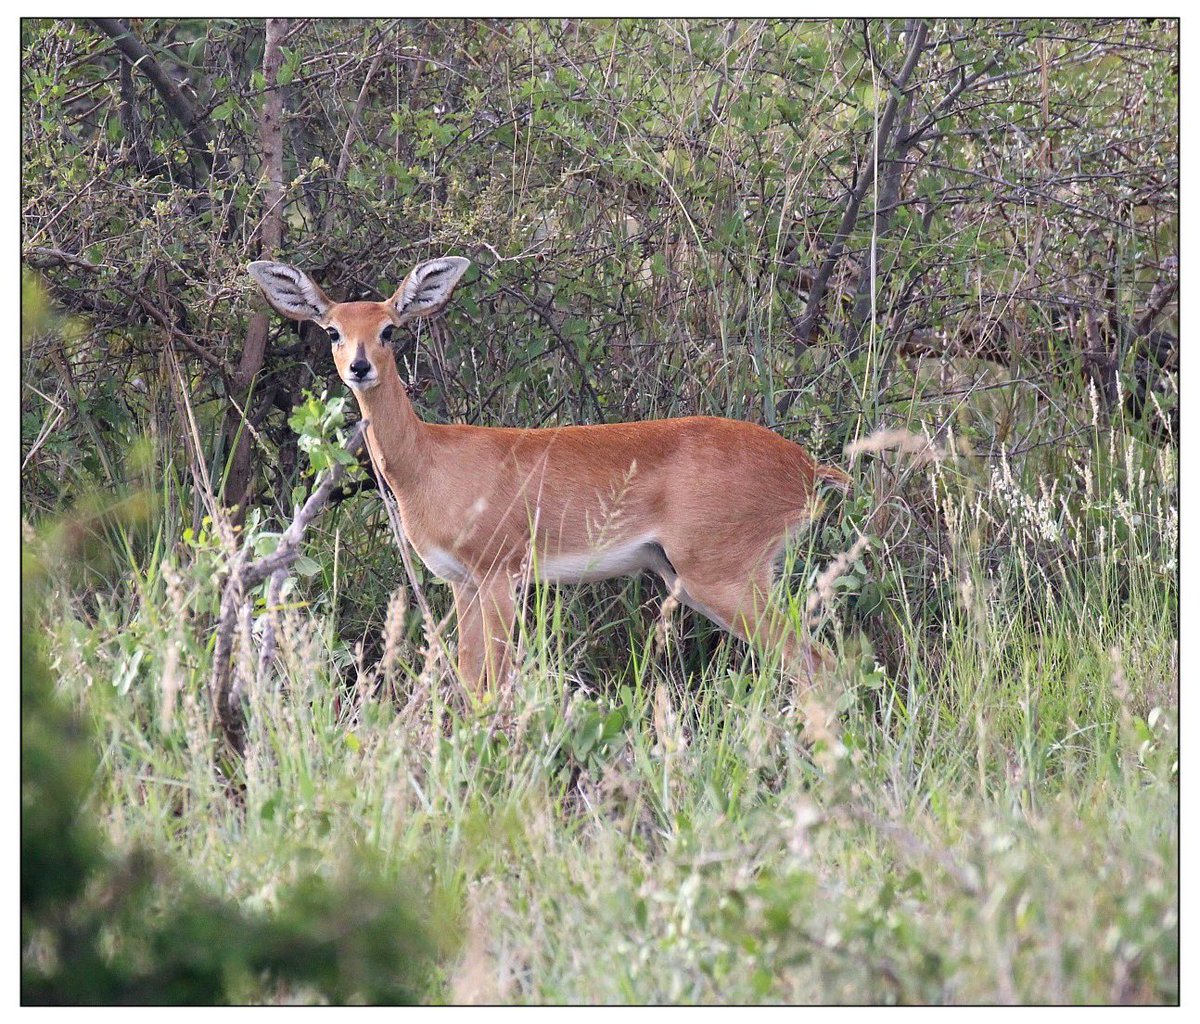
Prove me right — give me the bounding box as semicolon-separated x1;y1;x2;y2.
251;261;851;693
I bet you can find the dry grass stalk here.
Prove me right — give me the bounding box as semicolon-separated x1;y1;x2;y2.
804;534;870;630
653;681;687;755
846;427;945;466
792;684;846;773
379;586;410;703
449;893;500;1005
655;583;682;657
159;560;187;731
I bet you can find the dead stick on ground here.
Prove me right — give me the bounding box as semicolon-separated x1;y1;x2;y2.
210;421;367;752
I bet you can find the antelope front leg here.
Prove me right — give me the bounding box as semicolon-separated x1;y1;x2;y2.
452;576;517;695
476;573;518;693
452;581;486;693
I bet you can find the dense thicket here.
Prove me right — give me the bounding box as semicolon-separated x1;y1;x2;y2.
21;19;1178;1005
23;18;1177;517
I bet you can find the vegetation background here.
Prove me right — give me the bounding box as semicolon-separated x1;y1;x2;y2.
21;18;1177;1004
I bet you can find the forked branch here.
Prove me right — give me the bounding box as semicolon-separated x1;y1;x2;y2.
210;421;367;753
788;20;929;362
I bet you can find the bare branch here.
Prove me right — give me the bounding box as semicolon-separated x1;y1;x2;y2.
226;17;290;517
1134;265;1179;337
92;18;231;181
789;21;930;359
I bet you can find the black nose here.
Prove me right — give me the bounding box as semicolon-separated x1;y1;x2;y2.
349;358;371;378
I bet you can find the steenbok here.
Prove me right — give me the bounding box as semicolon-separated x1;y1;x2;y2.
249;257;850;692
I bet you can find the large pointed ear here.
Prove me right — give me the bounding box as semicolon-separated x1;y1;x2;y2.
387;257;471;325
247;261;334;323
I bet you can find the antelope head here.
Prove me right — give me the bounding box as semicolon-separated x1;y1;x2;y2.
247;257;472;393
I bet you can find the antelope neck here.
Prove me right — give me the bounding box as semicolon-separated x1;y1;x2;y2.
353;368;429;492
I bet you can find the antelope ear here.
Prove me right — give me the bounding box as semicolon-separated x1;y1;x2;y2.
388;257;471;324
247;261;333;323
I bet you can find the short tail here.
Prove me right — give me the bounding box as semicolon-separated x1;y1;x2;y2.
815;464;852;494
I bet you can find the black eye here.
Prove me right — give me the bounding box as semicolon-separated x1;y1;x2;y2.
325;327;340;344
381;324;395;343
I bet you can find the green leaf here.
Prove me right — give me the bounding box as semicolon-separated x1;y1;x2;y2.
293;554;322;578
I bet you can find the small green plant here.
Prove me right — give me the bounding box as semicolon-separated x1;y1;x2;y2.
288;391;363;477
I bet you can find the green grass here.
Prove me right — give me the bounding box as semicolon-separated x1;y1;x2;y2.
28;407;1177;1004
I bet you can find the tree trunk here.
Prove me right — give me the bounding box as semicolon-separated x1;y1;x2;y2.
789;21;928;360
223;18;288;520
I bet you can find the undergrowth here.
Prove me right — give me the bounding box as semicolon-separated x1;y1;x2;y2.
26;387;1177;1004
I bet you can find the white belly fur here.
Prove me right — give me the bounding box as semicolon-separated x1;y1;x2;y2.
415;536;666;586
537;535;663;584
